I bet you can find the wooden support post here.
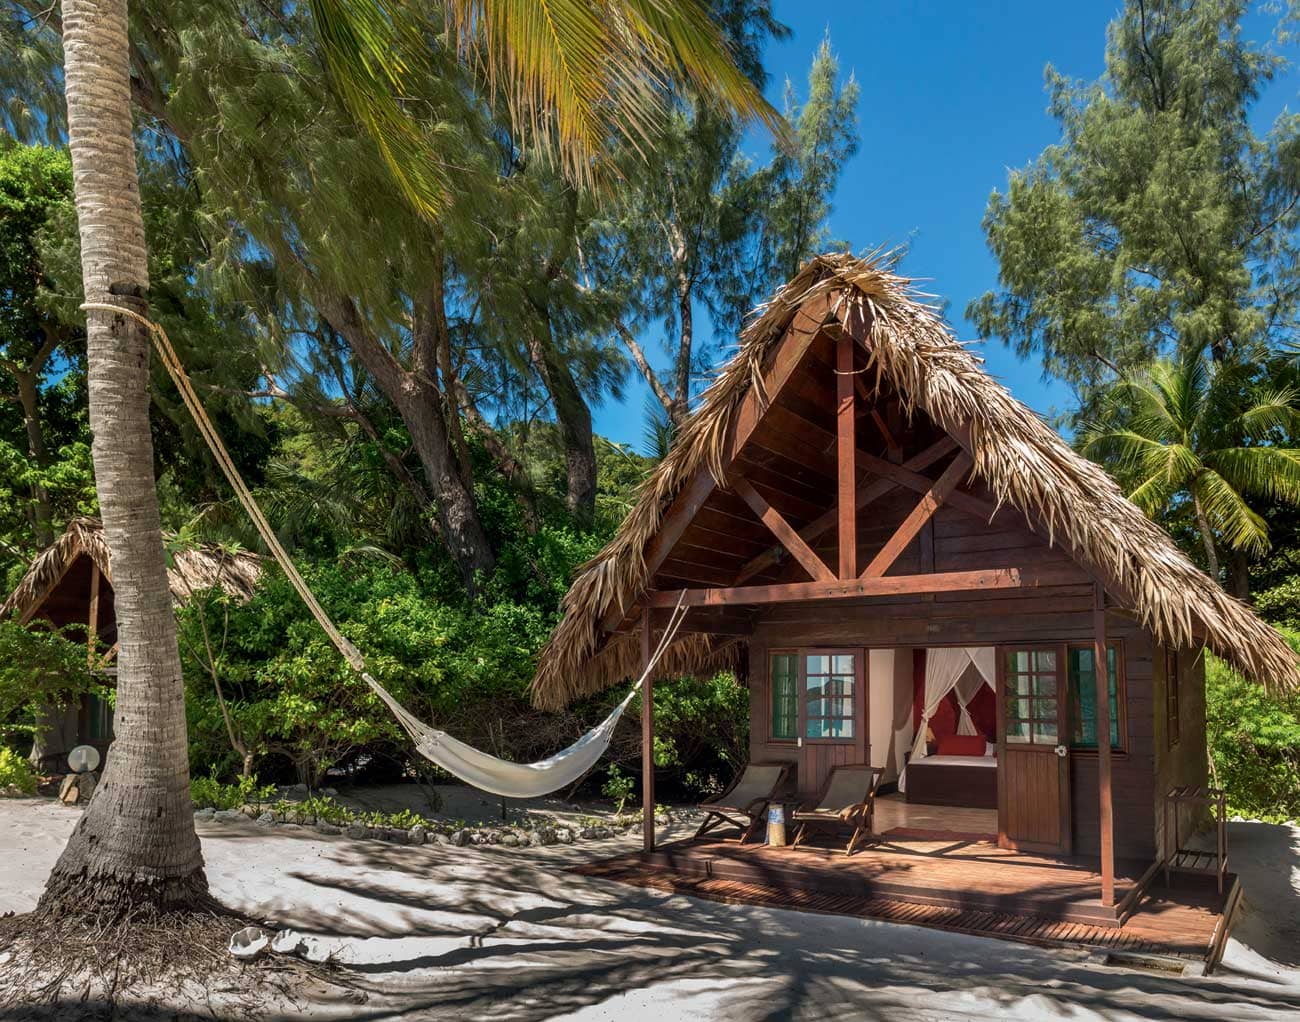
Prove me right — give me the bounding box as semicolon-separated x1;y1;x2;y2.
87;561;101;669
1094;582;1115;907
860;453;973;579
641;607;655;853
836;333;856;578
734;478;834;582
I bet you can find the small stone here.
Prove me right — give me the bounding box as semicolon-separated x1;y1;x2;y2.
502;832;520;847
240;804;260;818
385;827;408;844
316;823;341;835
287;783;308;794
408;825;427;845
345;823;367;839
321;787;338;797
449;828;470;847
556;828;574;844
214;809;242;822
256;812;276;826
194;807;216;820
77;774;98;802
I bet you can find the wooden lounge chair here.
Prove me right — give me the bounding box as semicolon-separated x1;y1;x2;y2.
790;765;884;856
694;762;790;844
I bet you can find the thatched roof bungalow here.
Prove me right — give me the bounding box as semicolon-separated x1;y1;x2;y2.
528;253;1297;931
3;517;261;767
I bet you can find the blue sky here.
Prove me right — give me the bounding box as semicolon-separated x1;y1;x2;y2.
591;1;1297;449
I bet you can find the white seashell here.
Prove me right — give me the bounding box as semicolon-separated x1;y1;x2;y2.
271;928;304;955
228;926;269;959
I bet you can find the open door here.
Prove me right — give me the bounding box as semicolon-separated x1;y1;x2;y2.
797;650;867;799
996;646;1072;854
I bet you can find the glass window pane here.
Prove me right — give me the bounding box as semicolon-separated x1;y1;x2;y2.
1034;721;1058;742
1006;720;1030;743
832;654;855;674
1034;676;1057;698
1033;650;1057;672
806;654;830;675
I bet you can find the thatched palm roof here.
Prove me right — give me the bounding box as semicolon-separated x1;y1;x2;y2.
1;517;262;623
530;252;1300;709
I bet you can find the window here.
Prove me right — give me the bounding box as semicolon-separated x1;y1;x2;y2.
86;693;113;742
1067;644;1123;750
1004;649;1060;745
769;653;798;741
1166;648;1180;747
804;653;855;739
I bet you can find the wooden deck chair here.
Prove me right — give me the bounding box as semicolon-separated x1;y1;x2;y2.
790;765;884;856
694;762;790;844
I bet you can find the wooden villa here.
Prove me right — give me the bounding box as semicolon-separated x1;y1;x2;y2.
531;253;1299;969
1;517;260;770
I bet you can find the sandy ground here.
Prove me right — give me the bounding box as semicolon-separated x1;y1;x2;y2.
2;798;1299;1021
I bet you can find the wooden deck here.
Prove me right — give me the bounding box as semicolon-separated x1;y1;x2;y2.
574;835;1237;971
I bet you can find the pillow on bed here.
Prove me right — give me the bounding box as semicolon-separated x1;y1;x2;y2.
935;734;986;757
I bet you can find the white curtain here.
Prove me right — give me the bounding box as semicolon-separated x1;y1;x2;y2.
909;647;976;762
954;648;996;736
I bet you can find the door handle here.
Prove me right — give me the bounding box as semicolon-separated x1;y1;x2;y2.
1054;745;1068;758
797;738;803;748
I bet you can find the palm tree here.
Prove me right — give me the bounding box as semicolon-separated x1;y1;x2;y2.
38;0;778;923
1081;348;1300;597
39;0;206;916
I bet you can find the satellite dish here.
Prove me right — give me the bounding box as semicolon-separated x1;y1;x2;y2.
68;745;100;774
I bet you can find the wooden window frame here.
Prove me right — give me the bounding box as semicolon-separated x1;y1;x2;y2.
1065;640;1127;755
799;649;860;744
768;649;799;743
1002;646;1064;748
1166;647;1181;748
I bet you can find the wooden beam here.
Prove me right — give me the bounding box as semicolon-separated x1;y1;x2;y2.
733;478;835;583
648;567;1051;608
641;608;655;853
854;447;998;524
1094;583;1116;906
836;333;856;578
87;560;101;669
734;437;958;584
601;292;838;634
861;453;974;578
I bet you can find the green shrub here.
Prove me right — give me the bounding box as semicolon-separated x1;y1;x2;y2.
0;747;37;794
1207;627;1300;823
190;771;275;810
601;764;634;813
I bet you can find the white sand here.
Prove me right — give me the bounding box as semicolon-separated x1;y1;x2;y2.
2;798;1299;1020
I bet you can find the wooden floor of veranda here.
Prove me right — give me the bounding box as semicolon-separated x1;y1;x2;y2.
575;817;1238;971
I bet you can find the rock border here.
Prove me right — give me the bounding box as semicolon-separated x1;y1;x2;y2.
194;802;687;849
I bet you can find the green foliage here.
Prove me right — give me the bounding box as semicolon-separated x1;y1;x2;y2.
189;771;275;810
601;764;635;813
970;0;1300;390
1080;349;1300;577
1206;629;1300;822
0;747;36;794
0;619;96;742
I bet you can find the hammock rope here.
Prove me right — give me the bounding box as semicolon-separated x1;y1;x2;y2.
80;301;687;797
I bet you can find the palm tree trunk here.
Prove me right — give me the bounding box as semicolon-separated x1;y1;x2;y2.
37;0;207;917
1191;485;1221;582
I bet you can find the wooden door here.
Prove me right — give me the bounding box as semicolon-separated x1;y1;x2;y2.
797;649;867;799
997;646;1072;854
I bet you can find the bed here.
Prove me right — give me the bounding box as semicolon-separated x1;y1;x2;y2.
904;734;998;809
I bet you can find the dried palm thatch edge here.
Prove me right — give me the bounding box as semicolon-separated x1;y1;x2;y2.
530;251;1300;710
1;517;262;622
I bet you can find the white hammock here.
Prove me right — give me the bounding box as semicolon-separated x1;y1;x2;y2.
81;301;690;802
360;597;688;798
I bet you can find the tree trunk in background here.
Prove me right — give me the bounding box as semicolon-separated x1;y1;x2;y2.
37;0;208;917
1228;550;1251;602
14;366;54;547
528;321;596;524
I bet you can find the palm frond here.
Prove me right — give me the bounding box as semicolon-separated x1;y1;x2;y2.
1195;469;1269;555
1207;445;1300;505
